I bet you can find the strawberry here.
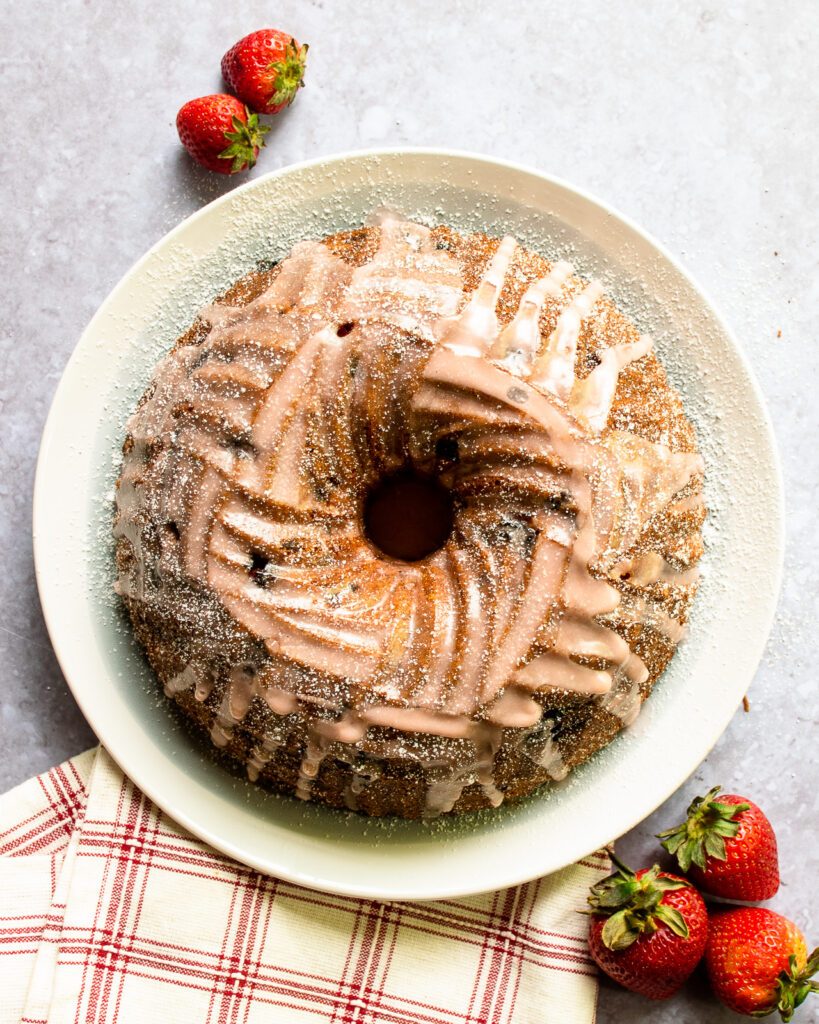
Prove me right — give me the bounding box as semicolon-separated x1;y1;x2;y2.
176;95;269;175
657;785;780;900
586;854;708;999
221;29;308;115
706;907;819;1020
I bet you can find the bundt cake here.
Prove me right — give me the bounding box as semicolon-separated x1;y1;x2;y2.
114;215;705;818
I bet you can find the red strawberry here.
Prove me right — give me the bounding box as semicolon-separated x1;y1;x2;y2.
221;29;308;115
176;95;268;175
657;785;779;900
587;854;708;999
706;907;818;1020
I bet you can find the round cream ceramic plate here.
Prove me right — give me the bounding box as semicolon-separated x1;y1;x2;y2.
33;150;783;900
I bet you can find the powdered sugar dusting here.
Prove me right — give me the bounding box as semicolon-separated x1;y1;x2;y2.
71;154;781;847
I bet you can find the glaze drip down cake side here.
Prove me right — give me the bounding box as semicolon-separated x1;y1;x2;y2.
114;216;705;818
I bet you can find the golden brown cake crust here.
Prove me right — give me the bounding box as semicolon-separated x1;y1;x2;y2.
115;223;705;818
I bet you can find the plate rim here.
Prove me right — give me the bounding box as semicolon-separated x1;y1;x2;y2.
32;147;785;899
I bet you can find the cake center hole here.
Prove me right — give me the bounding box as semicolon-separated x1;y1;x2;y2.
364;473;454;562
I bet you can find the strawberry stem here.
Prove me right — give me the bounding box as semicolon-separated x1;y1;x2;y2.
656;785;750;872
774;947;819;1022
267;40;308;108
218;109;270;173
588;855;690;951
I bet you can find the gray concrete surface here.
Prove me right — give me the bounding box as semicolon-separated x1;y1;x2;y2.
1;2;817;1020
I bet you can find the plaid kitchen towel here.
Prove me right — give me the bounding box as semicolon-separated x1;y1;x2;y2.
0;748;607;1024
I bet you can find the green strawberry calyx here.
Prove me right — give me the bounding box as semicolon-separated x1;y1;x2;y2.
267;40;309;108
769;947;819;1022
656;785;750;872
218;110;270;173
587;853;691;951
